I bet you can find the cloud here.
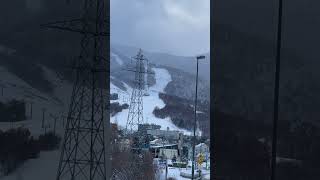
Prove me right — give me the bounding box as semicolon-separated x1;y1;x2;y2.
163;0;209;27
111;0;210;56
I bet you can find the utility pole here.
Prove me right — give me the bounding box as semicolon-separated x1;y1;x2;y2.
0;84;4;97
44;123;50;135
165;159;168;180
42;0;110;179
42;108;46;129
192;55;205;180
30;101;33;119
62;115;65;128
53;116;57;135
50;113;58;135
271;0;283;179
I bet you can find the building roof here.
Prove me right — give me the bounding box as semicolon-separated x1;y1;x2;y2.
150;144;178;149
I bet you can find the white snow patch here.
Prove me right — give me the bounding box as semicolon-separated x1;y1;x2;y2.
111;52;123;66
1;151;60;180
155;159;210;180
110;68;191;135
0;65;72;136
110;82;130;104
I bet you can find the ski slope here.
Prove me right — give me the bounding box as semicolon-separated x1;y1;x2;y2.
111;52;124;66
110;67;191;135
0;66;72;136
0;65;72;180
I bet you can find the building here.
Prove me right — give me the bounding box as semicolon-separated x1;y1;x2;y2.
147;129;181;140
159;148;178;160
150;144;179;159
110;93;118;100
138;123;161;134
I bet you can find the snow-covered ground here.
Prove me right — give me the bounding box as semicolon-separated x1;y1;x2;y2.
1;151;60;180
110;67;191;135
0;66;71;136
0;65;195;179
0;65;72;180
156;159;211;180
111;52;124;66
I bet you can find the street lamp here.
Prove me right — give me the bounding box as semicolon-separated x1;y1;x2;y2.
271;0;283;180
192;55;205;180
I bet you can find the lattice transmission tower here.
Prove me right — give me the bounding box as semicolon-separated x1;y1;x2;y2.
125;49;152;134
42;0;110;180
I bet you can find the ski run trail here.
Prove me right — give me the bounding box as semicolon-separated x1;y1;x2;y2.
110;67;192;135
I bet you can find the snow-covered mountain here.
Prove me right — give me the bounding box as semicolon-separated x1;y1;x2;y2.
110;44;210;136
0;43;210;178
0;42;210;135
111;43;210;102
0;64;73;180
111;43;210;82
0;65;72;136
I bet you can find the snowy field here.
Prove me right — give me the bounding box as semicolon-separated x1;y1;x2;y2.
0;65;74;180
0;66;72;135
110;67;192;135
156;159;211;180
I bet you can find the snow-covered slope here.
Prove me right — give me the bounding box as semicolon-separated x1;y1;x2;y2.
111;52;124;66
0;65;72;135
111;43;210;81
110;44;210;102
110;67;192;135
0;65;74;180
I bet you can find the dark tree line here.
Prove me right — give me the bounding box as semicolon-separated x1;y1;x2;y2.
111;137;155;180
110;102;129;117
153;93;210;137
0;128;61;176
0;100;26;122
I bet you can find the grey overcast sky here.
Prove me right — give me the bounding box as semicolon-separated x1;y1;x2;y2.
111;0;210;56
